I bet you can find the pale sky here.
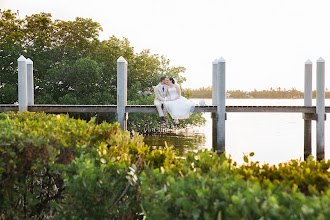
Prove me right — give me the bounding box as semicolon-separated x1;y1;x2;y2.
2;0;330;90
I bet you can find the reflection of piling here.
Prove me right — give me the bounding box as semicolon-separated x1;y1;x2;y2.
303;60;312;160
316;57;325;160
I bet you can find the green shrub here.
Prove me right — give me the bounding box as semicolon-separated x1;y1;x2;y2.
140;151;330;219
1;112;329;219
0;112;148;218
236;154;330;195
0;111;179;219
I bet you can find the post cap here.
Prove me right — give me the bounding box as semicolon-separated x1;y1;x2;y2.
117;56;127;63
317;57;325;62
26;58;33;64
212;59;219;64
305;59;312;64
17;55;26;61
218;57;225;62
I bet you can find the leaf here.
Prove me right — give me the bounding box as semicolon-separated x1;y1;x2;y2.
217;211;222;220
192;209;200;219
243;155;249;163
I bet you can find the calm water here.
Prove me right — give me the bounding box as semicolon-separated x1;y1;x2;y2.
144;99;330;165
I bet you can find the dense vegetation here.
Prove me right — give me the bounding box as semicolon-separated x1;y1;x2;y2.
1;112;329;219
0;10;205;132
187;86;330;99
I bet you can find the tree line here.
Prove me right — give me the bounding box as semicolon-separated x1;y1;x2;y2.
185;86;330;99
0;10;205;131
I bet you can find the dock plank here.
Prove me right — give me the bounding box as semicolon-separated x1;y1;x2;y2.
0;104;329;113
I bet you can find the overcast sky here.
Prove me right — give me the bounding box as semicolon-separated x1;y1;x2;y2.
2;0;330;90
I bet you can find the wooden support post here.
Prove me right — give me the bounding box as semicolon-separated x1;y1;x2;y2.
316;57;325;160
303;59;312;160
18;55;28;112
212;59;218;151
216;57;226;155
117;56;128;131
26;58;34;106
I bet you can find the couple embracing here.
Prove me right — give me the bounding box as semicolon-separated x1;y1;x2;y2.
154;76;195;124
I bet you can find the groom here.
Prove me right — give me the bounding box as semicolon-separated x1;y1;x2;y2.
154;76;169;124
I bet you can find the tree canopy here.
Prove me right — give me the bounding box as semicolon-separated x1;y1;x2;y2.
0;10;204;131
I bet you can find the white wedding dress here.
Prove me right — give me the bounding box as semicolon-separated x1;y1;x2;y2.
165;87;195;119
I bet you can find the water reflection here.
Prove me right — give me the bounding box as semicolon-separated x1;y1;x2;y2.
143;99;330;165
143;128;206;155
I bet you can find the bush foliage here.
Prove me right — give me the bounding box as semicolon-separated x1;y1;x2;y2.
0;112;329;219
141;152;330;219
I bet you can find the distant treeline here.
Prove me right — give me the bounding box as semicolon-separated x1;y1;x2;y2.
185;87;330;99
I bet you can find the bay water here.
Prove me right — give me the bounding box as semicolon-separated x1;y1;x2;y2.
144;99;330;165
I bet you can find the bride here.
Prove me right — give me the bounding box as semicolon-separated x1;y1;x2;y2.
164;77;195;124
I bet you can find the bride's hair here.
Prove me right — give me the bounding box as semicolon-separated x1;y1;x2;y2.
169;77;175;84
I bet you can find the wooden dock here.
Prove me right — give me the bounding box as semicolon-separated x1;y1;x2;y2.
3;55;328;160
1;104;329;113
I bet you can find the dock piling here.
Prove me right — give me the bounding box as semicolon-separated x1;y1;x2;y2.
26;58;34;106
316;57;325;160
18;55;28;112
212;59;218;151
117;56;128;131
216;57;226;155
303;59;313;160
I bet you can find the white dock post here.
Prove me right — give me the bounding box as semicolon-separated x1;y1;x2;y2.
216;57;226;155
18;55;28;112
316;57;325;160
212;59;218;105
303;59;313;160
26;58;34;106
212;59;218;151
117;56;128;131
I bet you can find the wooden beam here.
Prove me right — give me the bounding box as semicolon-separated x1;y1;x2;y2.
1;104;329;114
127;105;319;113
226;106;316;113
126;105;217;113
28;105;117;113
303;113;317;121
0;104;19;112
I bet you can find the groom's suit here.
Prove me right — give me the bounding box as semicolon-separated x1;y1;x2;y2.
154;83;169;117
